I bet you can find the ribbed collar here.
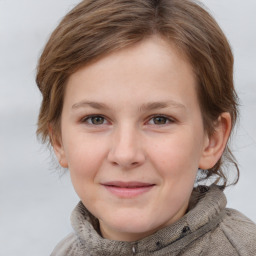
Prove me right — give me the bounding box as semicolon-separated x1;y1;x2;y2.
70;185;227;255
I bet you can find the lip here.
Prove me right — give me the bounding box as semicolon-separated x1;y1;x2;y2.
101;181;155;198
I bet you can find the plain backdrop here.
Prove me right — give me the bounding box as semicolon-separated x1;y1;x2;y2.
0;0;256;255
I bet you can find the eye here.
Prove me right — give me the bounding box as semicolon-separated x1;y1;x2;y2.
148;115;173;125
82;115;107;125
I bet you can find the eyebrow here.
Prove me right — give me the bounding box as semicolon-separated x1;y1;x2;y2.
139;100;186;112
71;100;186;111
72;101;109;110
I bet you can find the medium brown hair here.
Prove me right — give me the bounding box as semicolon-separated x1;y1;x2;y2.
36;0;239;187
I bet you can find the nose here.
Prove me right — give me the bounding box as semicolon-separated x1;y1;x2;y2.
107;125;146;169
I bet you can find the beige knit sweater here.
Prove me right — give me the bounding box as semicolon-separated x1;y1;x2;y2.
51;185;256;255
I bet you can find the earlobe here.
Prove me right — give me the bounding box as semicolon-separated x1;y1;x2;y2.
48;125;68;168
199;112;231;170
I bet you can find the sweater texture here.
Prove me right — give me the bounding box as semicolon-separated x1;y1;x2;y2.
51;185;256;255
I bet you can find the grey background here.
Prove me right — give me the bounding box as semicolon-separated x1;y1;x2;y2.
0;0;255;255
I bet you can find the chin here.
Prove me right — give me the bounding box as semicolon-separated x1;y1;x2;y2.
100;212;163;241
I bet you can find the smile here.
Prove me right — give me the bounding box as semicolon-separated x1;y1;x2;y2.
101;181;155;198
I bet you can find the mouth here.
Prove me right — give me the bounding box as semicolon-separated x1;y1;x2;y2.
101;181;155;198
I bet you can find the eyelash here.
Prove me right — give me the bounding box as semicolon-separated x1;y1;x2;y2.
80;114;175;126
81;115;108;125
147;115;175;125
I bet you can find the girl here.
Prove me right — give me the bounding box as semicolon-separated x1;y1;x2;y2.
36;0;256;255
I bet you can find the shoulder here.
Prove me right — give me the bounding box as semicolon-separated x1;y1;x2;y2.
218;208;256;255
50;233;83;256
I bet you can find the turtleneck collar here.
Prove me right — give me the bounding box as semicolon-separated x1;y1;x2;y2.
70;185;227;255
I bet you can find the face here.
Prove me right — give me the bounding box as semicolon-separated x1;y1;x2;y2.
54;36;211;241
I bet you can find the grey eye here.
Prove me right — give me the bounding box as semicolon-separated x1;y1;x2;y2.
152;116;168;125
89;116;105;125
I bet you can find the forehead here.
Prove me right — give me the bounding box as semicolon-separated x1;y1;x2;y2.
64;36;199;111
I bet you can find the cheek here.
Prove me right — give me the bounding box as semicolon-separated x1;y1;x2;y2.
64;131;106;169
63;135;108;191
147;132;202;177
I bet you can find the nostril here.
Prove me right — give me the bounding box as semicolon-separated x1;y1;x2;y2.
110;160;140;168
111;161;119;166
107;145;146;168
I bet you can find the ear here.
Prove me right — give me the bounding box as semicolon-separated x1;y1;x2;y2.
199;112;231;170
49;125;68;168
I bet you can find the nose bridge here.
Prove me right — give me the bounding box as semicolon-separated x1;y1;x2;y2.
108;122;145;168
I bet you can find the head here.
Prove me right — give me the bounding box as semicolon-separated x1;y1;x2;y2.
36;0;239;241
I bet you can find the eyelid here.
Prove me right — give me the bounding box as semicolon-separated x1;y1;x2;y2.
146;114;175;125
81;114;110;125
79;114;175;126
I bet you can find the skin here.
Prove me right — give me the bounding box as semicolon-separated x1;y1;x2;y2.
52;36;231;242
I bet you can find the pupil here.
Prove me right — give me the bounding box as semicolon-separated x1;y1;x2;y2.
92;116;104;124
154;117;166;124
